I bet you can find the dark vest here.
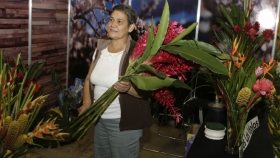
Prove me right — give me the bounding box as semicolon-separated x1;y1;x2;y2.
89;36;153;130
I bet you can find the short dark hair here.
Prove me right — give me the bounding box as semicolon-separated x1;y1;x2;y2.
112;4;138;26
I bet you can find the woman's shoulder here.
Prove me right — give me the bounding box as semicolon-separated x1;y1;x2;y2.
96;38;111;50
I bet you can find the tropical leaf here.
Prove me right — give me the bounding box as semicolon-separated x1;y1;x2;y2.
149;0;169;56
130;75;191;91
161;45;228;75
219;4;234;27
169;22;198;44
169;40;224;56
136;64;166;79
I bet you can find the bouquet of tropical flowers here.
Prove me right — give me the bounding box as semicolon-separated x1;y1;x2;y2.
69;0;228;141
0;51;69;157
208;0;276;154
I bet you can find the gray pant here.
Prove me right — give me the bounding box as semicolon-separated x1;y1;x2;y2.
94;118;143;158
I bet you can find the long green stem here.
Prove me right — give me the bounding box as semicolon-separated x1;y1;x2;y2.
70;86;119;140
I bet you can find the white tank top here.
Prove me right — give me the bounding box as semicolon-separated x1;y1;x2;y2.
90;47;124;119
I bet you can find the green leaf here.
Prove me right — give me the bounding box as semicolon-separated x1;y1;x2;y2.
161;45;228;75
149;0;169;56
219;4;234;27
168;40;223;56
136;64;166;79
216;18;233;36
133;27;154;68
169;22;198;44
151;17;155;28
130;76;191;91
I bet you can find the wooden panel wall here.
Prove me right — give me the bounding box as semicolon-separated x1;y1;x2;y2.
0;0;29;61
32;0;68;110
0;0;69;110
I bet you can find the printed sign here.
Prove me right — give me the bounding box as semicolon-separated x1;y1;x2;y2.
239;116;260;157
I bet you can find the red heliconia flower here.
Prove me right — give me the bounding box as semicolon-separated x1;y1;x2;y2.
233;25;242;33
17;72;24;81
262;29;274;42
252;78;274;97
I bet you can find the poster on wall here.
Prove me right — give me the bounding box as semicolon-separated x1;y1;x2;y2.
69;0;199;85
198;0;279;60
131;0;198;40
69;0;123;85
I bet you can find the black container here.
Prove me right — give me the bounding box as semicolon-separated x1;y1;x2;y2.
207;105;227;126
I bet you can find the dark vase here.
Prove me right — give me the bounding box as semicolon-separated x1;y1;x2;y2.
208;105;227;126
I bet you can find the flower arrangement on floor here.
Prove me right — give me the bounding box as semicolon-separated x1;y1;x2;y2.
0;51;69;157
209;0;276;154
69;0;228;141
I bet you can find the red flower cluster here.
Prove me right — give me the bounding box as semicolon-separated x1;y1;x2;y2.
154;21;185;44
244;21;260;40
150;50;195;82
131;21;196;121
262;29;274;42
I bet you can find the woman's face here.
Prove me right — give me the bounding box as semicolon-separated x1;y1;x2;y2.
106;10;132;40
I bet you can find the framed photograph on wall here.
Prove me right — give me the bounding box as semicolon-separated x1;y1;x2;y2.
68;0;124;85
131;0;199;40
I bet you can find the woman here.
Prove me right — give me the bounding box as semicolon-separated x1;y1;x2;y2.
78;4;153;158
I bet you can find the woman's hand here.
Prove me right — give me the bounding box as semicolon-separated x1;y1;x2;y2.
78;104;90;115
114;81;131;93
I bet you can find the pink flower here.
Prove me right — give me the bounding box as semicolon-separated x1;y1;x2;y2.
255;67;263;77
252;78;274;96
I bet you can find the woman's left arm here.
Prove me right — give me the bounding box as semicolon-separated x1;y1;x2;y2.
114;81;143;98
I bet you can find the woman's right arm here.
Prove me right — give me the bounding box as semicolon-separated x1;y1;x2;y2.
78;60;95;115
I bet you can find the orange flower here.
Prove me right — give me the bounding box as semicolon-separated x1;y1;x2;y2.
262;58;276;78
234;52;246;68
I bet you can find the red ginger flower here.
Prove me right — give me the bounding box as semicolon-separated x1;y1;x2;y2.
262;29;274;42
234;25;242;33
154;21;185;44
130;21;194;122
129;31;148;62
252;78;274;97
244;21;259;40
150;50;195;82
152;88;182;122
130;21;185;62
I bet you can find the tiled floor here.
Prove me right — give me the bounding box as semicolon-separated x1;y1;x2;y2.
30;117;188;158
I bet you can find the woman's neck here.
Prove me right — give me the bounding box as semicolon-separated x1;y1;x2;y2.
108;39;127;53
